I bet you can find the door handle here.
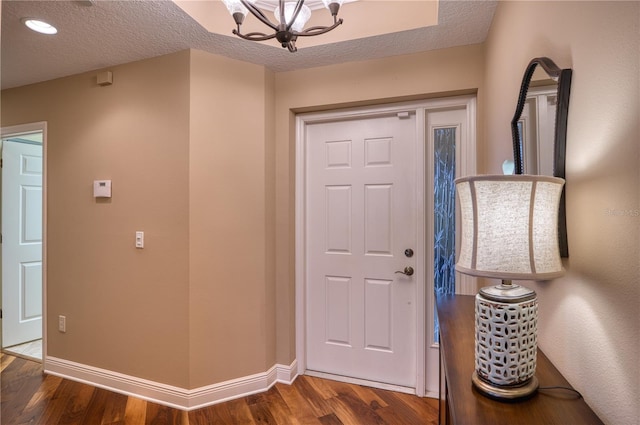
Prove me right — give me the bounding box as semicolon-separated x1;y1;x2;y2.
395;266;414;276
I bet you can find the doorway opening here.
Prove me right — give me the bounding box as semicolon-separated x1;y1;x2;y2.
1;122;46;362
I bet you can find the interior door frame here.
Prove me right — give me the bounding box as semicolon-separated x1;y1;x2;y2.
295;96;476;398
1;121;47;361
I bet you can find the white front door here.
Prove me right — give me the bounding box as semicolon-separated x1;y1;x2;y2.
2;139;43;347
304;112;418;389
297;96;476;397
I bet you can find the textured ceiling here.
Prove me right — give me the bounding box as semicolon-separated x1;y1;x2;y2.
1;0;497;90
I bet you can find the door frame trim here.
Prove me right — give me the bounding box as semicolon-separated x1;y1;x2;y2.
295;96;476;397
1;121;47;361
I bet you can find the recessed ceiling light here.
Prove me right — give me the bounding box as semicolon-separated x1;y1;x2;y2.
22;18;58;35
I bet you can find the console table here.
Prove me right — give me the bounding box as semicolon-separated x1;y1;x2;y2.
436;294;603;425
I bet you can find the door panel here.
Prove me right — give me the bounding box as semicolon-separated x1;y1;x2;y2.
364;278;392;351
2;140;43;348
305;114;417;388
325;276;351;345
364;184;392;254
326;186;352;253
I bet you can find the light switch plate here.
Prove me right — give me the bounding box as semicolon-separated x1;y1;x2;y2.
58;315;66;333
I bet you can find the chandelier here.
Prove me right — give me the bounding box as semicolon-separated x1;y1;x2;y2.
223;0;344;52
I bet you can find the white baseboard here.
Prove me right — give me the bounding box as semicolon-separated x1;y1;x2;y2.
424;389;439;399
44;356;298;411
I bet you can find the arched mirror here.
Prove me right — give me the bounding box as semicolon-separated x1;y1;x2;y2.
511;57;572;257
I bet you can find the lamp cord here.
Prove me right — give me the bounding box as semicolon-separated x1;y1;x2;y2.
538;386;583;399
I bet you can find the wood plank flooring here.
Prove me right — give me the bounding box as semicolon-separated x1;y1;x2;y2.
1;352;439;424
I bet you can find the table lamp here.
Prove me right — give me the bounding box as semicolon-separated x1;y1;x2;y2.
455;175;565;400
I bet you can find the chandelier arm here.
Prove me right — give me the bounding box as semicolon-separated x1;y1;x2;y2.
285;0;306;32
233;30;277;42
295;18;343;37
278;0;286;28
240;0;278;31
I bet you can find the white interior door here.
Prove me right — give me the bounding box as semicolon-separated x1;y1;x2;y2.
521;86;557;176
305;112;418;389
2;139;43;347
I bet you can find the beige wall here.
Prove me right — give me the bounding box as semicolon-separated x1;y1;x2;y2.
2;51;192;387
273;45;486;363
483;2;639;424
0;49;277;389
188;50;276;386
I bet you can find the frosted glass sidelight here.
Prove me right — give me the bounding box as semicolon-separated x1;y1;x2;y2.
433;127;457;341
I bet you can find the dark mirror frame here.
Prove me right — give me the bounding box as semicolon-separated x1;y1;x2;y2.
511;57;572;257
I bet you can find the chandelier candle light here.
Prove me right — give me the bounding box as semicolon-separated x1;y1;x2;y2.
223;0;344;52
455;175;565;400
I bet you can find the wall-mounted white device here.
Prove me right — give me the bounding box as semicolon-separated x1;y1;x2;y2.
93;180;112;198
97;71;113;86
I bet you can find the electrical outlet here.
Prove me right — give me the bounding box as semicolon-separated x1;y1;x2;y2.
58;315;66;333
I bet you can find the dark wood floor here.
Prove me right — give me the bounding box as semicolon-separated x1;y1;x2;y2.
1;352;439;424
